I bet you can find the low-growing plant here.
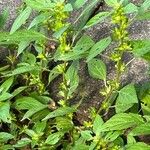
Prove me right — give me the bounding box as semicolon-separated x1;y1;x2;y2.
0;0;150;149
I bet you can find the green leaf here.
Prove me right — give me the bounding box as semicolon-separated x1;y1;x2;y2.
53;24;70;39
0;65;10;72
126;142;150;150
0;102;11;123
124;3;138;14
73;0;87;9
48;64;64;83
15;97;47;120
84;12;110;29
104;0;118;7
127;134;136;144
5;65;39;77
0;30;47;45
74;0;99;30
81;130;93;141
13;138;31;148
73;35;95;51
0;92;12;101
54;35;94;61
17;41;30;56
142;104;150;115
10;7;32;34
25;0;55;11
45;132;64;145
0;77;14;93
28;13;50;29
87;37;111;62
34;121;47;134
11;86;27;97
64;3;73;12
100;113;144;132
73;144;90;150
24;129;37;137
0;132;14;142
129;122;150;136
141;0;150;11
137;11;150;20
93;114;104;135
43;107;76;120
105;131;122;142
56;117;73;131
132;40;150;57
115;84;138;113
88;58;106;80
65;61;79;97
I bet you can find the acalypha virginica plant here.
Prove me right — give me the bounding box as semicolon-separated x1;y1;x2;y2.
0;0;150;149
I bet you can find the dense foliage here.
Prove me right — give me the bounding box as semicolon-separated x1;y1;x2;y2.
0;0;150;149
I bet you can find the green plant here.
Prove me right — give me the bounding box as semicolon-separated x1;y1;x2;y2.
0;0;150;149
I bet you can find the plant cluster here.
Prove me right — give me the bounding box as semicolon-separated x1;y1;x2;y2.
0;0;150;149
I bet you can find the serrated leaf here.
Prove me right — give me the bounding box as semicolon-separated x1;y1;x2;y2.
129;122;150;136
15;97;47;120
10;7;32;34
0;102;11;123
0;132;14;142
87;37;111;62
45;132;64;145
115;84;138;113
43;107;76;120
13;138;31;148
100;113;144;132
84;12;110;29
126;142;150;150
88;58;106;80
